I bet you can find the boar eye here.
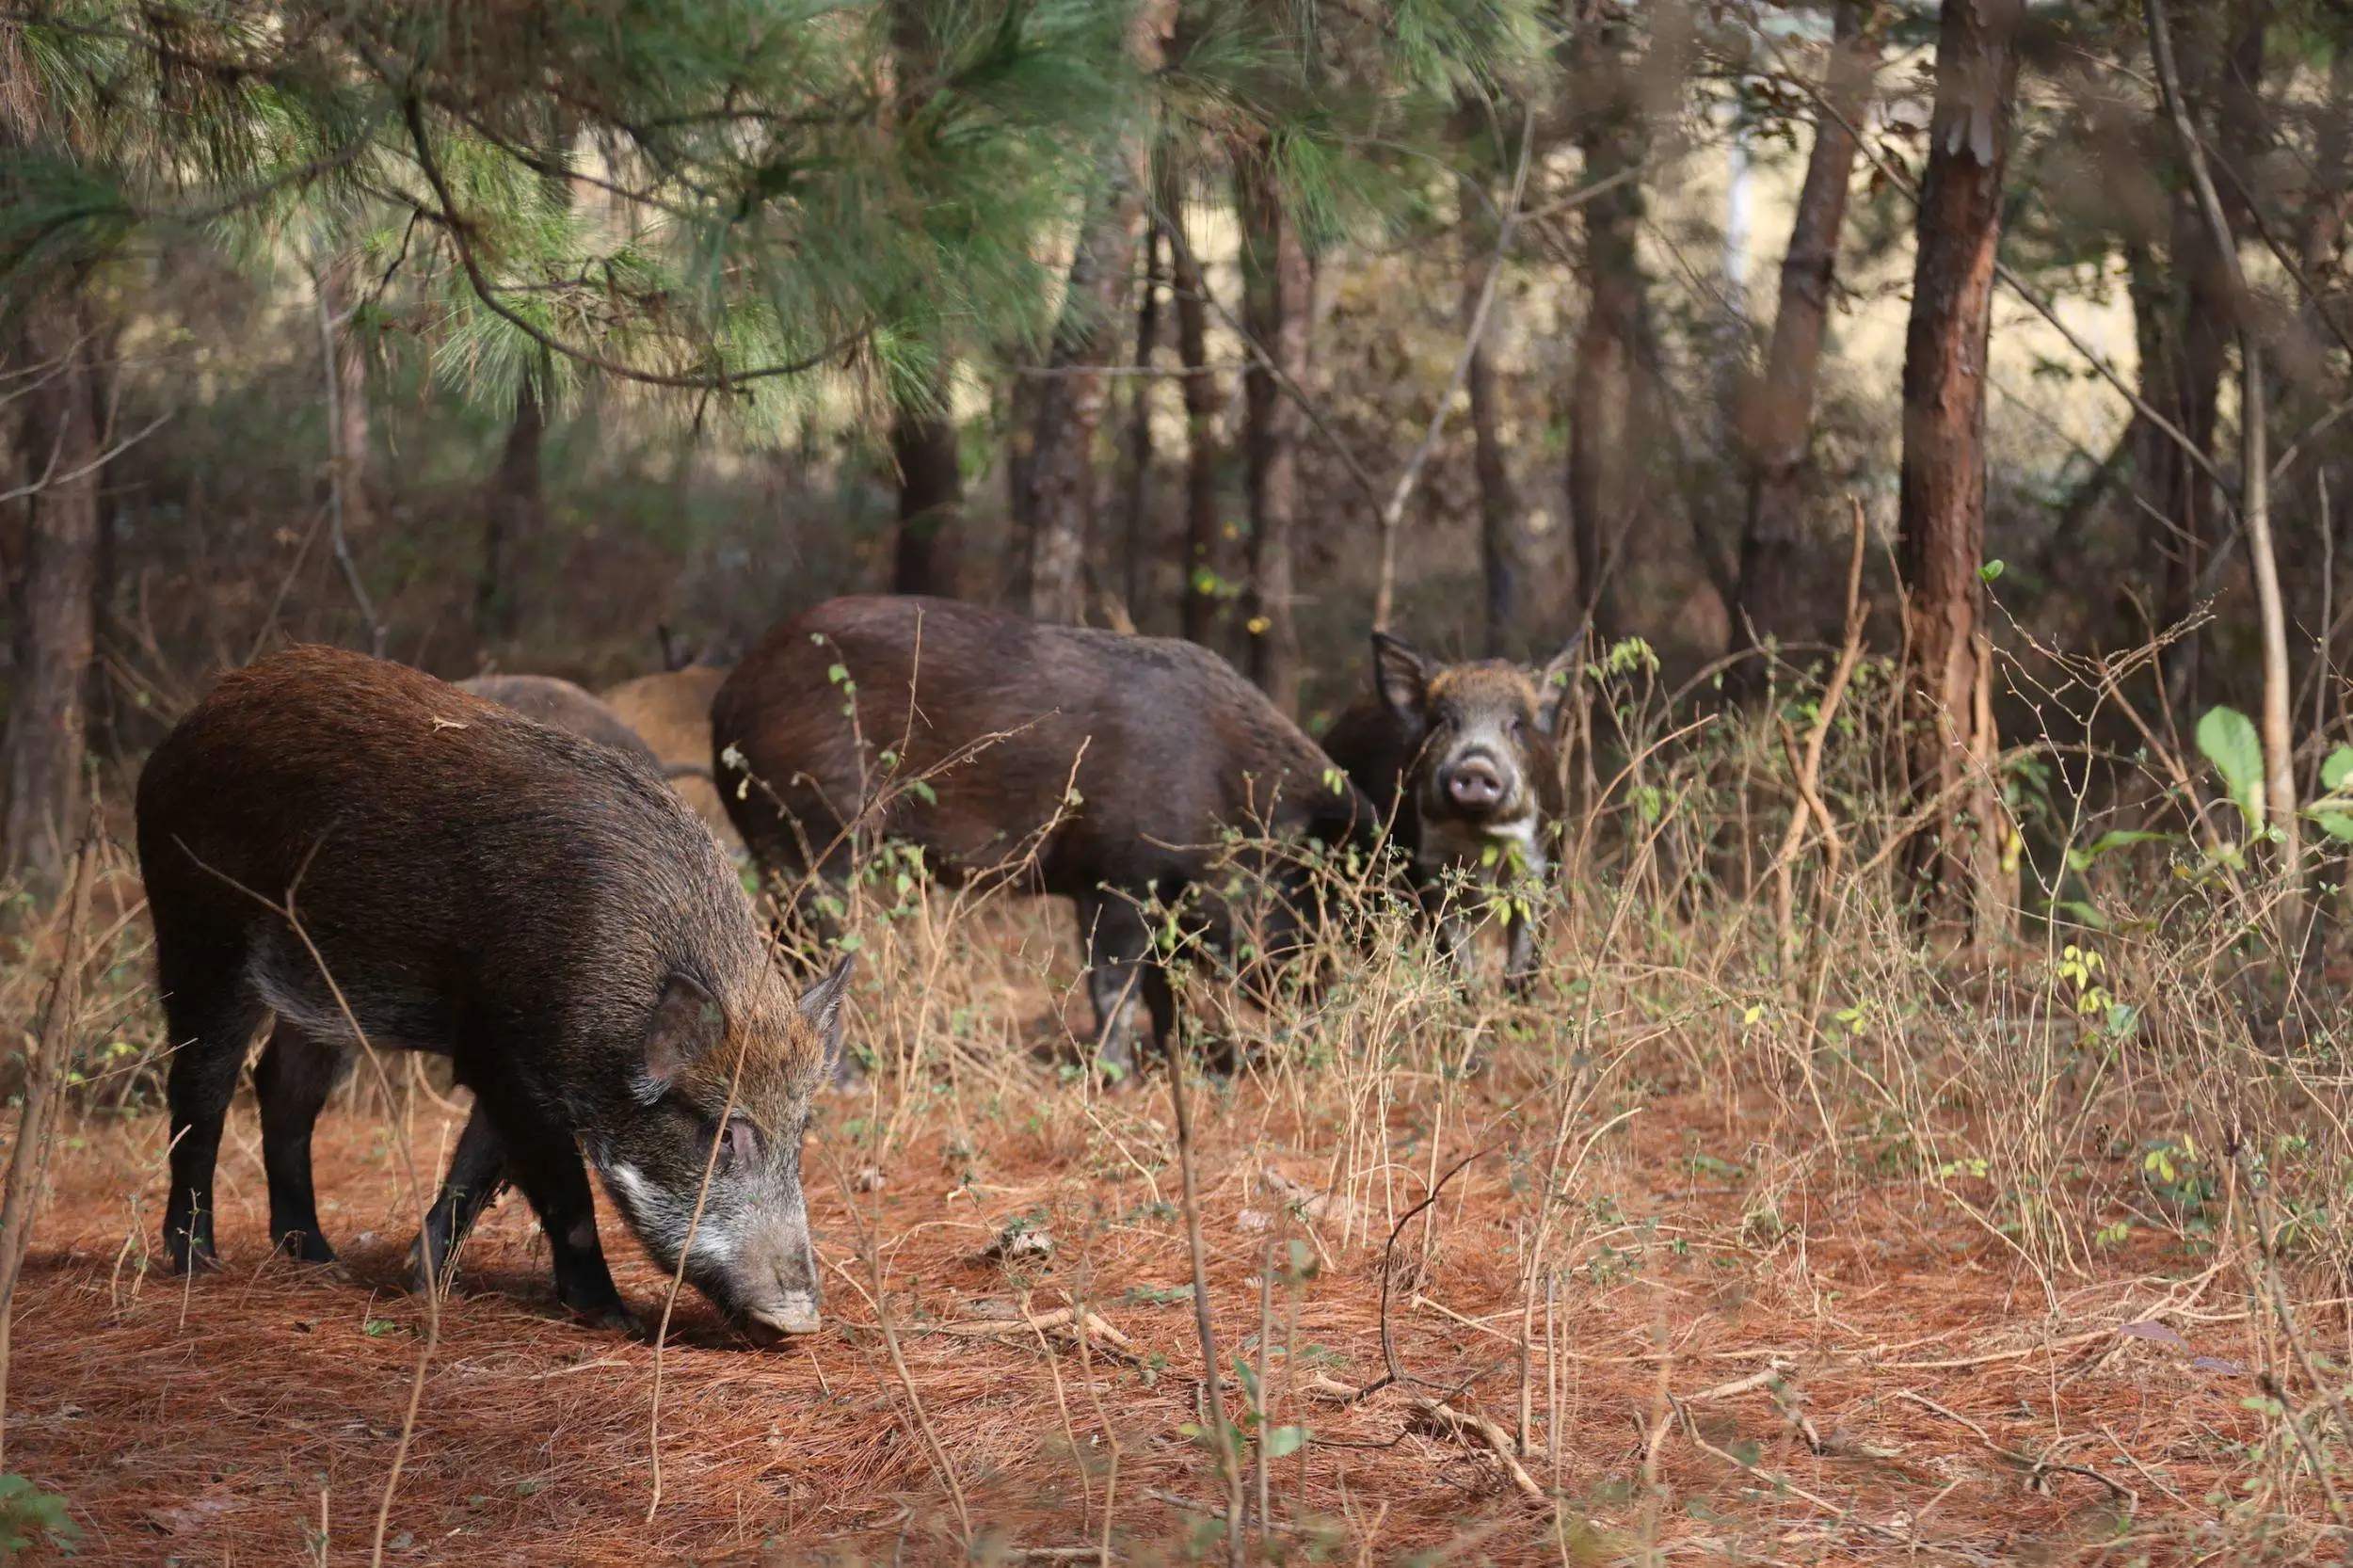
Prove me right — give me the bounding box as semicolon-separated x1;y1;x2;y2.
718;1115;761;1171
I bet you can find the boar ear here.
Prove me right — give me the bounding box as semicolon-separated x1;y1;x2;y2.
1534;645;1578;735
1370;632;1431;720
640;971;726;1101
797;953;855;1063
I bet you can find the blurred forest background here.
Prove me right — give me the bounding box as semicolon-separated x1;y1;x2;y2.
1;0;2347;927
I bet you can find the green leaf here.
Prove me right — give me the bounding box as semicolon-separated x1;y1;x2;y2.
2313;810;2353;843
2195;706;2265;829
2326;747;2353;792
1978;559;2005;584
2064;828;2175;872
1262;1424;1310;1459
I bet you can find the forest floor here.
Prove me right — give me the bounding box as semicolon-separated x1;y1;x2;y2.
5;904;2293;1567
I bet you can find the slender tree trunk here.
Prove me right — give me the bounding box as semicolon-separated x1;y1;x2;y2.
1729;0;1871;694
1237;144;1308;715
2148;1;2265;712
319;251;375;543
1460;173;1520;657
2149;0;2300;939
891;362;963;597
477;375;545;642
1564;6;1650;645
1019;2;1174;625
1167;176;1224;648
1119;220;1162;623
1897;0;2022;938
2;296;99;888
1020;176;1140;623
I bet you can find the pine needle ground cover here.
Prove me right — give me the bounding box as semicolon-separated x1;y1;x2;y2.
4;836;2337;1565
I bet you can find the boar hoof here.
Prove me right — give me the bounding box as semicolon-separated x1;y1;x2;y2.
276;1232;339;1268
582;1304;642;1336
166;1236;220;1276
559;1289;640;1336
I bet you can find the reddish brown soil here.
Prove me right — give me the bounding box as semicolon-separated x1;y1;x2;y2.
3;1076;2276;1567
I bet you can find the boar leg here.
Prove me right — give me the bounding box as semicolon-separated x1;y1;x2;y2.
412;1106;509;1296
159;972;267;1274
251;1024;344;1264
1502;911;1540;997
1076;890;1172;1083
1416;876;1478;985
466;1080;633;1329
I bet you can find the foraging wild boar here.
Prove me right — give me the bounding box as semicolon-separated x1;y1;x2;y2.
457;673;665;771
1321;632;1572;990
711;596;1373;1080
137;646;847;1336
600;664;744;855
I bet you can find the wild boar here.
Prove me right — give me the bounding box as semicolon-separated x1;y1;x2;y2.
456;673;664;771
600;664;744;856
1321;632;1572;990
137;645;847;1336
710;596;1371;1080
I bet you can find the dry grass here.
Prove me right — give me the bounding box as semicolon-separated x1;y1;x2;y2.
6;651;2352;1566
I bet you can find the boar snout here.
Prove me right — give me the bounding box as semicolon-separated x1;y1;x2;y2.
1442;753;1508;813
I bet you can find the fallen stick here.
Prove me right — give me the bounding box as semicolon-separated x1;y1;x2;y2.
1306;1374;1546;1504
934;1307;1137;1357
1895;1390;2136;1509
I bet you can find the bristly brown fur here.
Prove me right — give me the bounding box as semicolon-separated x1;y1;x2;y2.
136;645;825;1327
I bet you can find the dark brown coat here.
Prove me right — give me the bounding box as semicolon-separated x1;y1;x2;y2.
712;596;1370;1076
138;646;842;1336
1321;632;1570;989
457;673;664;770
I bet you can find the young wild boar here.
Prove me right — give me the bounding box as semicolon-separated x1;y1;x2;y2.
711;596;1372;1081
1321;632;1573;991
600;664;744;855
137;646;848;1336
456;673;665;771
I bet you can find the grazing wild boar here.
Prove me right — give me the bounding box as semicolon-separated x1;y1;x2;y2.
1321;632;1572;990
711;596;1372;1080
600;664;744;855
457;673;665;771
137;646;847;1336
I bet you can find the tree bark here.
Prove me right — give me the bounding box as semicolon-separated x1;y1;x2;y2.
1897;0;2023;937
1018;1;1174;625
1237;144;1308;716
1728;0;1871;694
1564;6;1650;646
319;251;375;544
891;361;963;597
2149;0;2299;940
477;374;545;642
2;296;100;888
1461;173;1520;657
1019;174;1141;623
1119;220;1162;623
1167;175;1225;648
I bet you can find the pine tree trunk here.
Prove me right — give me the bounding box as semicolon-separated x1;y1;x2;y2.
891;363;963;598
322;252;374;543
1729;0;1870;694
1017;4;1173;625
477;376;545;642
2;296;100;888
1897;0;2022;938
1168;181;1224;648
1238;146;1307;716
1565;8;1649;646
1020;178;1138;623
1117;221;1162;623
1461;175;1520;657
